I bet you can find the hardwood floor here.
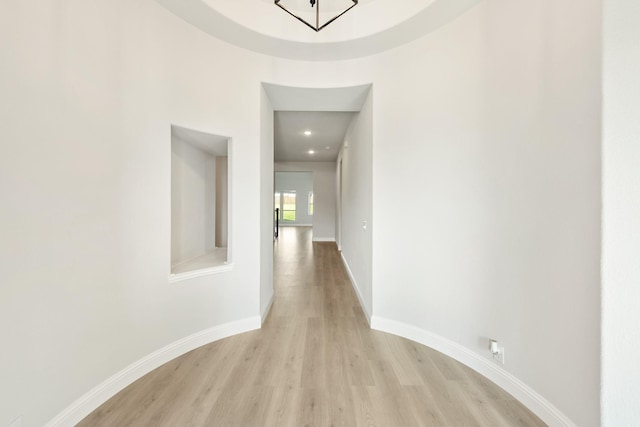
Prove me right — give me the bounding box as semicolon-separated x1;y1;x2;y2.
79;227;545;426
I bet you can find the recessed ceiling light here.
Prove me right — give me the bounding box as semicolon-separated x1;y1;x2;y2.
304;130;312;136
325;146;331;150
308;150;315;154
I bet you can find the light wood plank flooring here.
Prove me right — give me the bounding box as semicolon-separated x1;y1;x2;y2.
79;227;545;426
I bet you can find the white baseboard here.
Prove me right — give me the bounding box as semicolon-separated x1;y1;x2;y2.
46;316;261;427
261;294;274;324
339;253;371;324
312;237;336;242
370;316;576;427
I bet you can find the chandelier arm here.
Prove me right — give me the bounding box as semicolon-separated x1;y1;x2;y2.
317;1;358;31
275;1;320;32
275;0;358;32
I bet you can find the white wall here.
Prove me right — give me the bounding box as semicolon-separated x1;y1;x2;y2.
260;87;274;321
602;1;640;425
338;93;373;320
275;162;337;241
171;137;216;265
0;0;605;426
0;2;263;425
371;2;601;425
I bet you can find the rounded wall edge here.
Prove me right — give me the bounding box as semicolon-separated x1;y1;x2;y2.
45;317;261;427
370;316;577;427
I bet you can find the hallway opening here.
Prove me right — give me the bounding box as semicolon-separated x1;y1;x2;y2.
261;82;374;324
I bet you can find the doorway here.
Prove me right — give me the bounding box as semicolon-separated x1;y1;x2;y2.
275;171;314;227
260;83;373;322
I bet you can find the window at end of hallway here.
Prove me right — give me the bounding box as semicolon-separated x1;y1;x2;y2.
282;192;296;221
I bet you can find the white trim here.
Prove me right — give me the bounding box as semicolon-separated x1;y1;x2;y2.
370;316;576;427
46;316;261;427
168;263;234;283
261;294;274;324
312;237;336;242
340;253;371;325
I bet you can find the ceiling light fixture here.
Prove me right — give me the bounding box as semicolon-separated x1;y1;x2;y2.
304;130;312;136
308;150;315;154
275;0;358;32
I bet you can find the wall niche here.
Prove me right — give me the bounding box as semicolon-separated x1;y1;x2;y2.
170;125;231;280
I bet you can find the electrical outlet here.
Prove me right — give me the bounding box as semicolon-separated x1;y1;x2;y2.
9;416;22;427
493;347;505;364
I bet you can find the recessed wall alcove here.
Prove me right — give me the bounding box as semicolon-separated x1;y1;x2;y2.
170;125;232;281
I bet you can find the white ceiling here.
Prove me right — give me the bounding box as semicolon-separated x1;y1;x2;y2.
263;83;371;112
155;0;482;61
266;83;370;163
274;111;355;162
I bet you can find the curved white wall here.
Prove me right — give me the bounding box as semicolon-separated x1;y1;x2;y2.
0;2;267;425
371;2;602;426
0;0;602;426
